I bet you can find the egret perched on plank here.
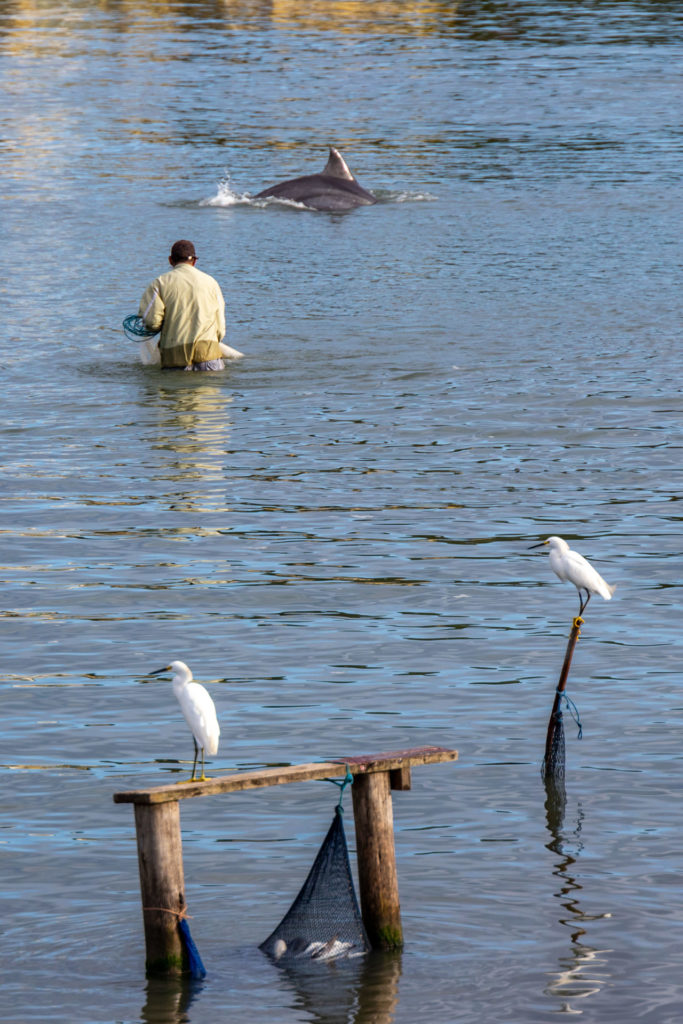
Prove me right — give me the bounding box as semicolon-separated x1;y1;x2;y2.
149;660;220;782
530;536;616;616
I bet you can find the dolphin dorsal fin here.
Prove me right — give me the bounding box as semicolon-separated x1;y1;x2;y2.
323;147;354;181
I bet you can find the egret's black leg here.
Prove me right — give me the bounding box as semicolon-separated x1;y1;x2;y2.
578;589;591;617
191;737;199;781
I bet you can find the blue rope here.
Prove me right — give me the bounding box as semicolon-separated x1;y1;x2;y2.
178;917;206;980
558;691;583;740
325;765;354;811
122;314;160;342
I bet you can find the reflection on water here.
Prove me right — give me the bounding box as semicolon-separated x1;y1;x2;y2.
543;779;612;1015
274;950;401;1024
141;974;203;1024
143;378;234;502
2;0;678;45
140;949;400;1024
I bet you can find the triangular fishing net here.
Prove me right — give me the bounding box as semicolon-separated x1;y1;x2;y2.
260;805;370;963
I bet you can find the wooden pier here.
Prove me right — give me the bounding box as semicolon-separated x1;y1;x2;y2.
114;744;458;975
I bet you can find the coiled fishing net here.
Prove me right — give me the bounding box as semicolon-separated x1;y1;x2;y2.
260;805;370;963
122;314;160;342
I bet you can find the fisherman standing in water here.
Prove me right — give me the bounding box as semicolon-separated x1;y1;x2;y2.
139;239;227;371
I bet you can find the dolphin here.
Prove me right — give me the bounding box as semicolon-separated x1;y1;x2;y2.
255;147;376;211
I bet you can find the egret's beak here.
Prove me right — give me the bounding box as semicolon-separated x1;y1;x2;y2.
149;666;170;676
529;540;549;549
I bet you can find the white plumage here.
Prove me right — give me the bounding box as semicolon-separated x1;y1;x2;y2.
150;660;219;781
531;536;616;615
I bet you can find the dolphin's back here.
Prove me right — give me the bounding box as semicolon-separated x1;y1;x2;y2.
257;173;375;210
255;148;376;211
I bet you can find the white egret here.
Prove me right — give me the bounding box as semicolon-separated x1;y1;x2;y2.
149;660;220;782
530;535;616;616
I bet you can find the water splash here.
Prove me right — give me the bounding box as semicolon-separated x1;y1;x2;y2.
385;189;438;203
200;171;253;207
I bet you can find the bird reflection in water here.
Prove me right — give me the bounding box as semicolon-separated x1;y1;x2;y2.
543;778;612;1013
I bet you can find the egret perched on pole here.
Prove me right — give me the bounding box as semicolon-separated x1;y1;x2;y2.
149;660;220;782
530;536;614;781
530;536;616;617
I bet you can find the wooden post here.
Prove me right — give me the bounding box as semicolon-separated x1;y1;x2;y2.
134;801;186;975
543;616;582;775
351;770;403;950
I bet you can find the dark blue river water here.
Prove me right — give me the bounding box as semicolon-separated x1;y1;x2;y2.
2;2;683;1022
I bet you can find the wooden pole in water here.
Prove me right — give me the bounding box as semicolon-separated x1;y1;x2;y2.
134;801;186;975
351;770;403;950
543;615;582;773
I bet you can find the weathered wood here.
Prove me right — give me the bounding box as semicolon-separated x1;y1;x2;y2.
390;766;412;790
113;745;457;805
134;802;186;975
116;761;342;805
351;770;403;950
339;746;456;772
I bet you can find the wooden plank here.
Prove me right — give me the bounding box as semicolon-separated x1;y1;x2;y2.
115;761;344;805
340;745;457;770
113;745;457;805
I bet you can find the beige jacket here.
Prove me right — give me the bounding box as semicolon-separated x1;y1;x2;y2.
139;262;226;368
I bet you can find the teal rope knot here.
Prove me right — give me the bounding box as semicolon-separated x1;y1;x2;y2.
558;690;583;740
325;765;354;811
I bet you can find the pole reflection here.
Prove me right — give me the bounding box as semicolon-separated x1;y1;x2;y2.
272;948;402;1024
140;974;203;1024
543;778;612;1014
139;947;400;1024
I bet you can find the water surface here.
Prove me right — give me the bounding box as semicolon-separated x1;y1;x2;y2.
2;2;683;1022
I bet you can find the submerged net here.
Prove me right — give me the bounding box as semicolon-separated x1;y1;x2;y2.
260;805;370;963
122;314;160;342
542;708;566;781
542;690;583;782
